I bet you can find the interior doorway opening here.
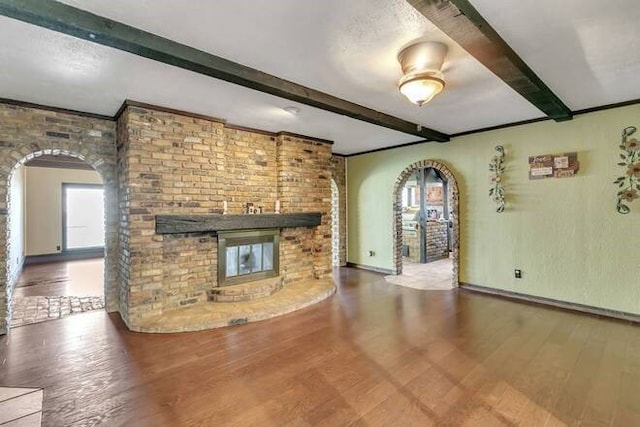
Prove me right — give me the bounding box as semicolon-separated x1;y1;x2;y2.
8;154;106;328
400;167;450;265
389;160;460;288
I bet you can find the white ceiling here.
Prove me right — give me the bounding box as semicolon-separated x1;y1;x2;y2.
1;0;639;154
470;0;640;110
0;16;419;155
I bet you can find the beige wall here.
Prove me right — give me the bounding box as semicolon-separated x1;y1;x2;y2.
25;166;103;256
348;104;640;315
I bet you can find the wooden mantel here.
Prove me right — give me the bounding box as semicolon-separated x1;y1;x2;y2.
155;213;322;234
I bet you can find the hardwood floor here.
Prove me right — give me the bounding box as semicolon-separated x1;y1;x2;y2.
14;258;104;298
1;267;639;426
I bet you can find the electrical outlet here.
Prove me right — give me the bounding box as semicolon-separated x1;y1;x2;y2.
514;269;522;279
368;250;375;257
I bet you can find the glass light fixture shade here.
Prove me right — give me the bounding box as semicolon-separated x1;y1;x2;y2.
397;42;448;75
398;74;445;107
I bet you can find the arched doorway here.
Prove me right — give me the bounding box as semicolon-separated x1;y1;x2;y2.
2;149;117;332
331;179;340;267
391;160;460;285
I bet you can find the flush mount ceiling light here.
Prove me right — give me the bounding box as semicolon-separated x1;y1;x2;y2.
397;41;448;106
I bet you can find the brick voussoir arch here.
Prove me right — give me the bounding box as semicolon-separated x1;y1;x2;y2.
391;160;460;284
1;148;118;333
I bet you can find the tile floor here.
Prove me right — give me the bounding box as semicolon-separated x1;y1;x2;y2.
11;296;104;328
385;257;454;290
11;258;105;329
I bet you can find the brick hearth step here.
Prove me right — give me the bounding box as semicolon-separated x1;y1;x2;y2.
131;278;336;333
207;276;283;302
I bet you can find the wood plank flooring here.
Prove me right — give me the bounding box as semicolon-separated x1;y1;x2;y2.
1;267;639;426
14;258;104;298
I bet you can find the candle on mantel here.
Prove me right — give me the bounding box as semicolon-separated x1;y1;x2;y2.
275;200;281;214
223;200;228;214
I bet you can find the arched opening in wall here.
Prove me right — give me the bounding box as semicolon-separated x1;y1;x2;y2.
331;178;340;267
387;160;460;290
6;152;107;329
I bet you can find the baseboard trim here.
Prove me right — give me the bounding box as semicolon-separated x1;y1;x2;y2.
459;283;640;324
25;249;104;265
346;262;392;275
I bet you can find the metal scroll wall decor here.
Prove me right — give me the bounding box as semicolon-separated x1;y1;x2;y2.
615;126;640;214
489;145;506;213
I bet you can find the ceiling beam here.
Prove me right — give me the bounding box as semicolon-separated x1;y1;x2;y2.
0;0;450;142
407;0;573;122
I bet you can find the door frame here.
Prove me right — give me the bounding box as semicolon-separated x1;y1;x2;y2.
392;160;460;284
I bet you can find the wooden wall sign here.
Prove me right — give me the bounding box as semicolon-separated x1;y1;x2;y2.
529;152;579;180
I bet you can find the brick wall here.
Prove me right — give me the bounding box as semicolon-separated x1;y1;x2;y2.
426;221;448;260
117;105;333;328
117;106;225;323
277;134;332;283
0;101;336;333
225;127;278;212
404;221;449;262
0;103;117;333
330;156;347;266
116;108;132;324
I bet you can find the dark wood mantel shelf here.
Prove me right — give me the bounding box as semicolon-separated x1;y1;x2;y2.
155;212;322;234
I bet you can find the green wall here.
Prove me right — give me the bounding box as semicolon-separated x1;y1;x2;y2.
347;104;640;314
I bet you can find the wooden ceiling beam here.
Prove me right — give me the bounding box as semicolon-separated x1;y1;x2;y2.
407;0;573;121
0;0;450;142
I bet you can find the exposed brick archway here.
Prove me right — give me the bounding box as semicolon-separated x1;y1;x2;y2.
0;104;117;333
392;160;460;283
331;178;340;267
2;150;118;332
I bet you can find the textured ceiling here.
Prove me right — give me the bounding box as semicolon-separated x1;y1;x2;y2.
1;0;639;154
470;0;640;111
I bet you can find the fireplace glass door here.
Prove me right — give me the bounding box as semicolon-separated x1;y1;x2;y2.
218;230;279;286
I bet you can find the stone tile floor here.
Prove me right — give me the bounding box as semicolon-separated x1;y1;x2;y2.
385;258;454;290
11;296;104;328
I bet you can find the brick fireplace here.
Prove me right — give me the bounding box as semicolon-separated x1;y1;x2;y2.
116;102;334;332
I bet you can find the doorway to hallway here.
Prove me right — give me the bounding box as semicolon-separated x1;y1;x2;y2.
390;160;460;287
400;167;451;266
7;154;107;328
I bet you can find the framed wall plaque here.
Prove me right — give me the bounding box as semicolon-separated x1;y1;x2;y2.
529;152;579;180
